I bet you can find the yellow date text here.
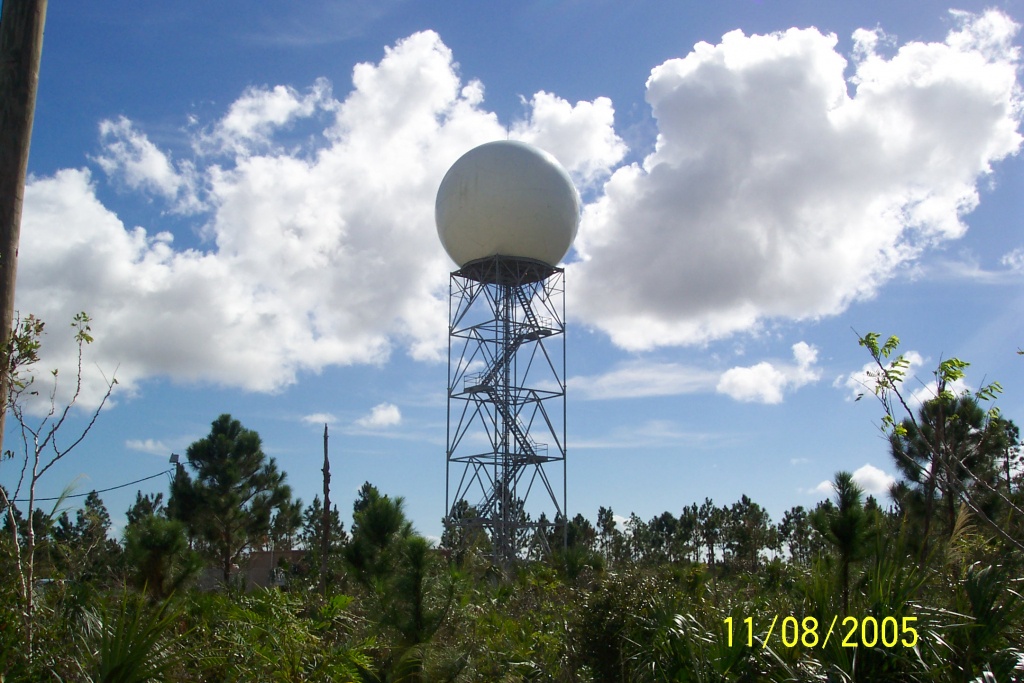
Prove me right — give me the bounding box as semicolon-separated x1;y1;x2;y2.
722;615;918;649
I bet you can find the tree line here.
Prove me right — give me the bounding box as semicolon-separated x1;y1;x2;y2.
2;325;1023;680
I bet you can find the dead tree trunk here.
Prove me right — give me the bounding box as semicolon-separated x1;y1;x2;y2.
0;0;49;458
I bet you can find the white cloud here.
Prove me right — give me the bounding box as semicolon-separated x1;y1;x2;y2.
569;10;1022;349
837;349;971;409
571;343;820;404
718;362;787;404
356;402;402;429
17;30;625;403
922;253;1023;283
813;479;835;496
95;116;199;211
243;2;407;47
1002;247;1024;272
907;377;972;407
572;419;718;449
837;350;925;400
125;438;171;456
716;342;821;404
302;412;337;426
16;14;1022;405
198;78;336;156
811;463;896;499
513;91;628;187
852;463;896;496
570;361;718;400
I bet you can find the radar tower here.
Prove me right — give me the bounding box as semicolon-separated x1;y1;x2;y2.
435;141;579;566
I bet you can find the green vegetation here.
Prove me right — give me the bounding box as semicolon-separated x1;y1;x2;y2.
1;331;1022;681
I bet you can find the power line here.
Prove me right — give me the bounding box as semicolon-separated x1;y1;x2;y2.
10;469;174;503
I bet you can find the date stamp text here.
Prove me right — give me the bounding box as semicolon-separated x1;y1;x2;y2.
723;615;918;649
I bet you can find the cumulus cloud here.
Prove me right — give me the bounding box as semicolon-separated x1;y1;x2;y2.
813;479;835;496
95;116;199;209
197;78;337;156
852;463;896;496
1002;247;1024;272
569;10;1022;349
356;402;402;429
716;342;821;404
812;463;895;498
513;91;628;187
17;13;1022;406
17;30;625;405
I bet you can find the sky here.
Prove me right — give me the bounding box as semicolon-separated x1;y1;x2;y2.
4;0;1024;542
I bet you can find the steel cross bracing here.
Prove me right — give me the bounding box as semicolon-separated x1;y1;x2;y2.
445;256;567;566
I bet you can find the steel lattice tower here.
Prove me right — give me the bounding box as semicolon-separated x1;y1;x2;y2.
445;255;566;565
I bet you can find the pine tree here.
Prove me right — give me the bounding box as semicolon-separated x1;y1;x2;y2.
168;414;293;583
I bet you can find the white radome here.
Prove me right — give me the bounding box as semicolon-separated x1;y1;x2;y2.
435;140;580;268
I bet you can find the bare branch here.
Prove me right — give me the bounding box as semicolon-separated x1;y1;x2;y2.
1;311;115;660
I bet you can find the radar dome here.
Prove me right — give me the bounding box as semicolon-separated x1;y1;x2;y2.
435;140;580;268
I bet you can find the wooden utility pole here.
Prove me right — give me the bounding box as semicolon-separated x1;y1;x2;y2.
0;0;49;457
320;423;331;596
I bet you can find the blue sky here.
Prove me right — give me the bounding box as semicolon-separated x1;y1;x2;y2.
5;0;1024;542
